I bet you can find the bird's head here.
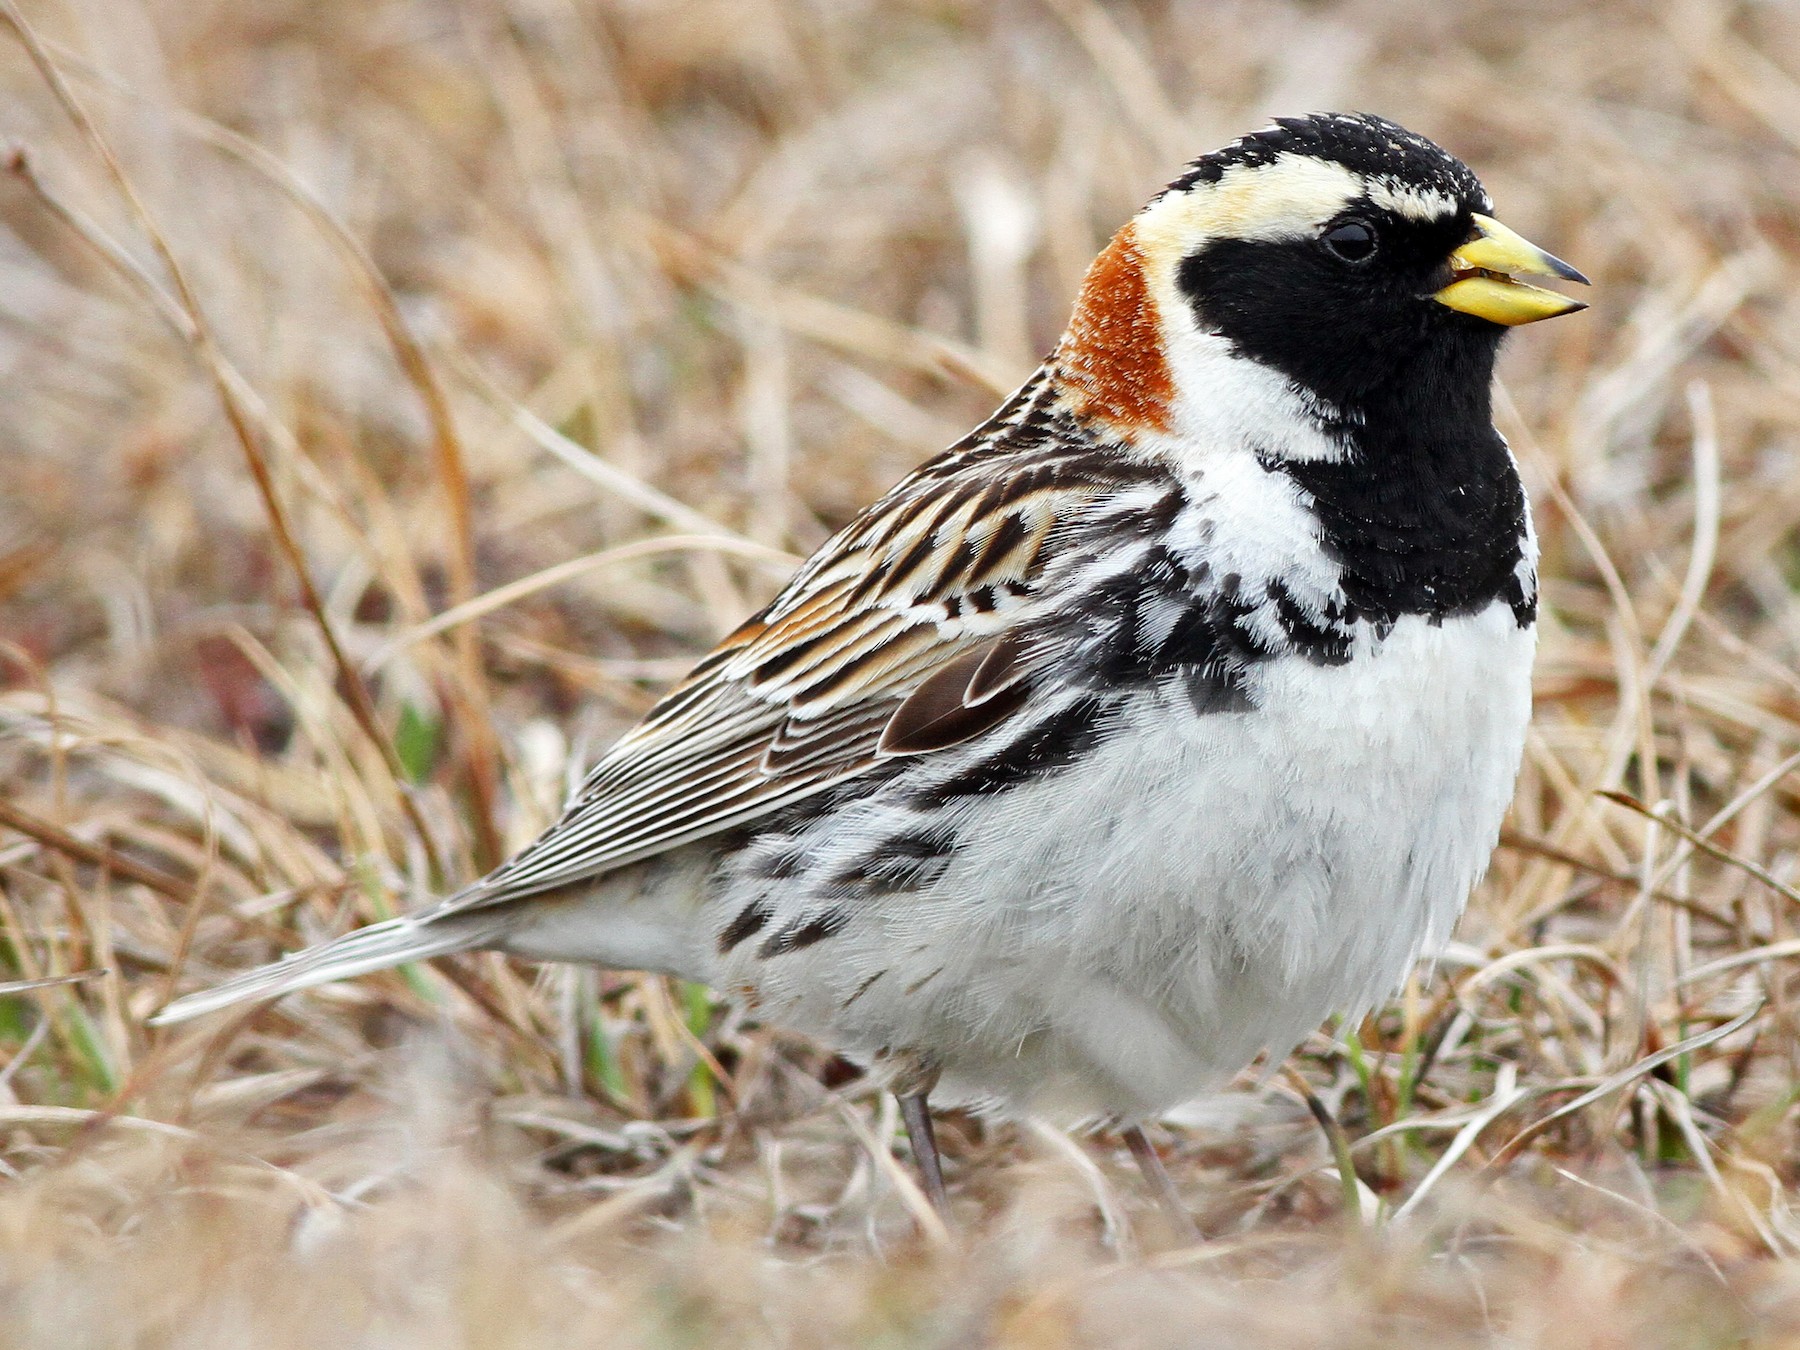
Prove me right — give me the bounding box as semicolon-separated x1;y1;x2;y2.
1054;112;1587;453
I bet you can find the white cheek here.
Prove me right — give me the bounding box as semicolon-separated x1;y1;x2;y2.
1131;182;1354;467
1152;321;1347;465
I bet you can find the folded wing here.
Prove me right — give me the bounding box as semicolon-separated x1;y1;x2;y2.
433;418;1158;917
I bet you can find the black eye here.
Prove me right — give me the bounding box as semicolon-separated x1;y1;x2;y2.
1322;219;1378;263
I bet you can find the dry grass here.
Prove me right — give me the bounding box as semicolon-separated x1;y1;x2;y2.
3;0;1800;1342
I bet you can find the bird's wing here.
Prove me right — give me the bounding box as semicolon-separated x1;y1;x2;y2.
438;420;1171;914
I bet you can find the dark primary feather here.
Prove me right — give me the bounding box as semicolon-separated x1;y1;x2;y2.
878;641;1032;755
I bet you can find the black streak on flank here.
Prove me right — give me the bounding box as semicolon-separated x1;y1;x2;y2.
840;970;886;1009
718;901;773;954
923;696;1108;801
745;841;808;880
829;830;956;894
758;908;850;958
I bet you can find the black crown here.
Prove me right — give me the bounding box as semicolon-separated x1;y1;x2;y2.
1161;112;1487;210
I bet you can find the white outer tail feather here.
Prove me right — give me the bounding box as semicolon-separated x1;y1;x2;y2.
149;914;494;1025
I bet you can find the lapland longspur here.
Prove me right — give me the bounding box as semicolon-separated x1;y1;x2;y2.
157;113;1587;1217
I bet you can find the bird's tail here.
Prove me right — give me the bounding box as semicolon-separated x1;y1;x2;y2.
149;912;494;1025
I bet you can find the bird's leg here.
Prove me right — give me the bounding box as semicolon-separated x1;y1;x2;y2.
1122;1124;1200;1240
898;1091;950;1215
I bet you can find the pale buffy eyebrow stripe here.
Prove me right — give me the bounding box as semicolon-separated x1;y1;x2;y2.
1132;155;1362;249
1143;155;1464;253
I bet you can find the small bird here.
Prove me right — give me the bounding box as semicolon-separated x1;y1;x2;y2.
157;113;1587;1218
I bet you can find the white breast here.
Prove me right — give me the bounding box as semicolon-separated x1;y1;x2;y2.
762;601;1535;1123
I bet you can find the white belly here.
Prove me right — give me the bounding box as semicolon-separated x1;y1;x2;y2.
748;603;1535;1122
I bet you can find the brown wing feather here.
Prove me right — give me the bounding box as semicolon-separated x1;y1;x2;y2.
879;639;1032;755
435;399;1146;913
965;629;1032;704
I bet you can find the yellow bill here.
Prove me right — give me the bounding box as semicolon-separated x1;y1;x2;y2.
1434;213;1589;326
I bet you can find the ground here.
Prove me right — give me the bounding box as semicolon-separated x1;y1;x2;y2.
2;0;1800;1344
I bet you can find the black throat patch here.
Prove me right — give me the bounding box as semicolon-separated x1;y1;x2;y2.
1275;417;1536;630
1178;233;1535;630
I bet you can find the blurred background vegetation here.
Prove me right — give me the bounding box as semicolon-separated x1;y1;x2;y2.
4;0;1800;1343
